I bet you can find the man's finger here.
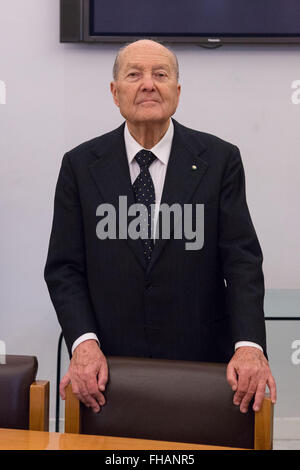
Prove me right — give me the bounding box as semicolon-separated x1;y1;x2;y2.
253;380;267;412
59;373;71;400
239;376;258;413
97;361;109;392
72;378;101;413
86;377;105;406
267;373;277;404
233;372;250;405
226;363;238;391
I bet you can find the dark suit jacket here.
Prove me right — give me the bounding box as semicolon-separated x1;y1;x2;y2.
44;119;267;361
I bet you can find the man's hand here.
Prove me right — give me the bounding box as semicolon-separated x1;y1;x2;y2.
60;339;108;413
226;346;276;413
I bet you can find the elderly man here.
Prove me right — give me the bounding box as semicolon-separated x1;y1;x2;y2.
44;39;276;415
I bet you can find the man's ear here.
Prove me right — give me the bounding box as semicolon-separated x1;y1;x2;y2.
177;83;181;102
110;81;119;107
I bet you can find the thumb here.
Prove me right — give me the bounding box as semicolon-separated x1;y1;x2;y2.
60;372;71;400
227;362;238;392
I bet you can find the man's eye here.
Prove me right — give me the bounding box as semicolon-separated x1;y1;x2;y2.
128;72;138;77
155;72;167;78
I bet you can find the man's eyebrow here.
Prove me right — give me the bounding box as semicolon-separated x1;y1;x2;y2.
124;63;143;70
124;63;171;71
152;64;171;71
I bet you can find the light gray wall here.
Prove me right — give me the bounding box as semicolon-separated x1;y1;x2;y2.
1;0;300;434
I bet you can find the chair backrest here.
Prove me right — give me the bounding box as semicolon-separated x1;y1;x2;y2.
65;357;273;450
0;355;49;431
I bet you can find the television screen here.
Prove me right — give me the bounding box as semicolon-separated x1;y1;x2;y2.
90;0;300;38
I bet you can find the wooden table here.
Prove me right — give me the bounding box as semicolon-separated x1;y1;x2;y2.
0;428;243;450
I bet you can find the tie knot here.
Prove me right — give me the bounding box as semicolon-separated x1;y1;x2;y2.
134;150;156;169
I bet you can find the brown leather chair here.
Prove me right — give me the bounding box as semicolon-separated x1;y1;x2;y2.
64;357;273;450
0;355;49;431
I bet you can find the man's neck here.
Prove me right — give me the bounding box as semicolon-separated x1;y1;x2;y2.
126;119;170;149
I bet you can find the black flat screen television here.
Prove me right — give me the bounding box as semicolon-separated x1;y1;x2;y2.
60;0;300;44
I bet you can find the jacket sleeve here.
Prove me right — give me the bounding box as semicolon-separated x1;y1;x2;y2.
218;145;267;355
44;152;98;356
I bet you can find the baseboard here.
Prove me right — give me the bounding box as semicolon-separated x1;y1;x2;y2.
274;417;300;440
49;418;64;433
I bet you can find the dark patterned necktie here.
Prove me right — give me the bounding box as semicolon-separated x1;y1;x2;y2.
132;150;157;264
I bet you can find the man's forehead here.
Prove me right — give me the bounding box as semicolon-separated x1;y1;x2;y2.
120;44;174;68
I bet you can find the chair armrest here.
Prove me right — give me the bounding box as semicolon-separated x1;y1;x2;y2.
29;380;50;431
254;396;274;450
65;383;81;434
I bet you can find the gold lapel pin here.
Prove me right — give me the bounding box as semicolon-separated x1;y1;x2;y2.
192;165;197;170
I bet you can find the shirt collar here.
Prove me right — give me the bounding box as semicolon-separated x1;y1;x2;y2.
124;119;174;166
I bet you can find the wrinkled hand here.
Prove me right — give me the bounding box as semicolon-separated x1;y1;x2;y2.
226;346;276;413
60;339;108;413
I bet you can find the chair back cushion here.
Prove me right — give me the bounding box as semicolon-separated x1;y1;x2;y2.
81;357;254;448
0;355;38;429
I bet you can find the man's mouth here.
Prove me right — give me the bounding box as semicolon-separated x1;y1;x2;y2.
137;98;160;104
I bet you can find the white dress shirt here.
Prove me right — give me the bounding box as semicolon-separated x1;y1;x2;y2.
71;120;262;355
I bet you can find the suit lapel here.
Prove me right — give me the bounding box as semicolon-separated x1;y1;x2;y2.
88;123;148;270
88;120;209;274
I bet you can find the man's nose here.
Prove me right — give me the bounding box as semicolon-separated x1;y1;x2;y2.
141;75;156;91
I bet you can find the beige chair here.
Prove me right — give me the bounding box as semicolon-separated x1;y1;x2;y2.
64;357;273;450
0;355;49;431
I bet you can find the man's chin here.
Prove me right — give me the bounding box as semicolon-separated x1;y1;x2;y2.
131;112;168;124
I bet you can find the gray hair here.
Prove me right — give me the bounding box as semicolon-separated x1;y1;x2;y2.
112;39;179;82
